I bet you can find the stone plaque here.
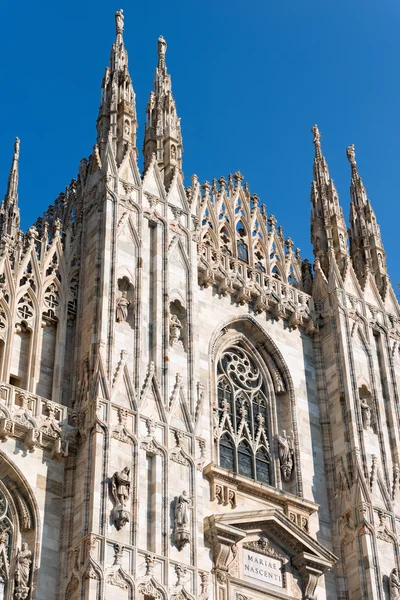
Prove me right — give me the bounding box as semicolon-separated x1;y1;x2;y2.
243;549;283;588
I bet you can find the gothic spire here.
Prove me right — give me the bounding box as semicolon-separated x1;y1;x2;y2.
310;125;348;277
347;144;388;294
143;35;183;187
97;9;138;164
0;137;21;240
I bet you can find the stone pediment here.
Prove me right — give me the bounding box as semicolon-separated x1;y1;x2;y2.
205;509;337;599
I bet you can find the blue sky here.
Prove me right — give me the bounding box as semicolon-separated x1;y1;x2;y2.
1;0;399;286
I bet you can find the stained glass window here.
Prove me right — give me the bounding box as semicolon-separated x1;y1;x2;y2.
216;345;271;484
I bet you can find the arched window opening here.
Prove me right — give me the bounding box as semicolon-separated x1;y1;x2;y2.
219;434;235;471
238;441;254;478
256;447;270;484
216;345;271;485
236;221;248;263
0;488;14;598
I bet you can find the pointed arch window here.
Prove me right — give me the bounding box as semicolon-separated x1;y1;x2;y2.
216;345;271;485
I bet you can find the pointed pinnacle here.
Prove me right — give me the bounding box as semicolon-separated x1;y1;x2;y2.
6;137;20;201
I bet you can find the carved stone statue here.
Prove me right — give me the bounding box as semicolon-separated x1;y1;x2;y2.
173;490;192;550
390;568;400;600
311;124;320;144
115;9;124;35
111;467;131;529
15;542;32;599
346;144;356;167
116;291;130;323
360;399;371;430
277;430;294;481
169;313;182;345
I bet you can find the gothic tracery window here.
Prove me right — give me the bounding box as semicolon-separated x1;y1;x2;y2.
0;489;13;597
216;345;271;484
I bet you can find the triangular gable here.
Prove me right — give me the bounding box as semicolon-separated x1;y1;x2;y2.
343;263;363;299
166;171;189;212
111;363;137;410
92;354;110;401
168;387;193;433
205;508;337;568
384;283;400;318
118;145;141;186
142;155;167;201
140;363;167;423
362;273;384;310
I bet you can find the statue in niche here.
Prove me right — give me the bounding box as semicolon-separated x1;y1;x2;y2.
360;398;372;430
173;490;193;550
171;144;177;160
169;313;182;345
116;291;130;323
277;430;294;481
111;467;131;530
15;542;32;599
390;568;400;600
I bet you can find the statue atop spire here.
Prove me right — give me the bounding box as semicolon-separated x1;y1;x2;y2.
115;9;124;38
97;10;137;163
346;143;356;168
144;35;183;187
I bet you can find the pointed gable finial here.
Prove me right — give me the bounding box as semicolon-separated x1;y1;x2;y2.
144;35;183;187
115;9;124;41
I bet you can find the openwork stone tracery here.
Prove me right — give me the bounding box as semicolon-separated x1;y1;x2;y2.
216;344;272;484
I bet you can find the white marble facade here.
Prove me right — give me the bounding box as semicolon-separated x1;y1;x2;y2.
0;10;399;600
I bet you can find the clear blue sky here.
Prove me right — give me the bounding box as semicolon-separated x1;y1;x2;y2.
1;0;399;285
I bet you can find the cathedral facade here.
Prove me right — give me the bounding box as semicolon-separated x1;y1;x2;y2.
0;9;399;600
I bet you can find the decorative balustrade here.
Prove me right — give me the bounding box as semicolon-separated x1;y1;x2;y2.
0;382;76;457
198;248;315;331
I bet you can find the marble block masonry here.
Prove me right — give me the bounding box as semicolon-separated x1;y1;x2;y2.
0;9;399;600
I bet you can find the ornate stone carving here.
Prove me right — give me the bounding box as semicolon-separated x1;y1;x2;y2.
390;568;400;600
360;398;372;430
243;537;284;561
116;291;130;323
170;313;182;345
14;542;32;600
277;430;294;481
173;490;192;550
110;467;131;530
145;553;156;576
199;571;210;599
376;511;395;543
